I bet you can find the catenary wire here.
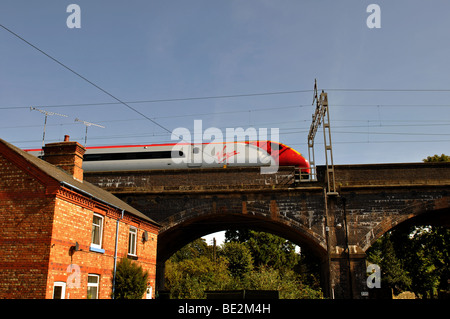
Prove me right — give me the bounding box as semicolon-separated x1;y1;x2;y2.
0;23;174;134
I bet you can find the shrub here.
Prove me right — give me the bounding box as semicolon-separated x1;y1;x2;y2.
112;258;149;299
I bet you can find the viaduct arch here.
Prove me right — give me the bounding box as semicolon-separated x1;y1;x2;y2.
85;162;450;299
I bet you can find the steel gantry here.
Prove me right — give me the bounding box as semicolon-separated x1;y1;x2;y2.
307;80;338;195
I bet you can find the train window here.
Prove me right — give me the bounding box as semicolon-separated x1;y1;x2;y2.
269;143;284;151
84;150;184;161
171;150;184;158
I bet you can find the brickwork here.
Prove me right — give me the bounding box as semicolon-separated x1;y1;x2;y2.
43;136;85;181
44;196;158;299
0;154;55;298
85;166;297;193
85;162;450;299
0;139;159;299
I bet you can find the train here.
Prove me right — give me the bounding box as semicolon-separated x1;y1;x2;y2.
26;140;310;174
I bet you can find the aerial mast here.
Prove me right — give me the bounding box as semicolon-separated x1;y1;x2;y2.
30;107;69;148
75;118;105;147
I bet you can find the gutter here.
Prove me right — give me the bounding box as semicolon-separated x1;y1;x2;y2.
112;209;125;299
59;181;160;227
60;181;123;211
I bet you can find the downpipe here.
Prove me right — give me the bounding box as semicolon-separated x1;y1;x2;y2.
112;209;124;299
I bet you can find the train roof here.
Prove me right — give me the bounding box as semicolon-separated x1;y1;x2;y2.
2;138;160;227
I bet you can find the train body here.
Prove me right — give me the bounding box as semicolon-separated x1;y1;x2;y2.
26;141;310;174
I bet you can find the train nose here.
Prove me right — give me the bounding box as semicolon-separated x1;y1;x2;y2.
301;158;310;173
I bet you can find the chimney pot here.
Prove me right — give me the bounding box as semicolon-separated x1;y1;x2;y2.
43;135;85;181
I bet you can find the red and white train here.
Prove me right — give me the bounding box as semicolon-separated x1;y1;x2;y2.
26;141;310;174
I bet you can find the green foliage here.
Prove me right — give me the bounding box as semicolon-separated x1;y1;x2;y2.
220;241;253;279
245;231;300;271
423;154;450;162
225;228;251;242
367;231;412;294
165;254;232;299
245;267;323;299
170;237;210;262
112;257;149;299
367;225;450;298
164;233;323;299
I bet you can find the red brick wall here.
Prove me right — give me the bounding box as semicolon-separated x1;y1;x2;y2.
0;154;55;298
46;195;158;299
0;153;158;299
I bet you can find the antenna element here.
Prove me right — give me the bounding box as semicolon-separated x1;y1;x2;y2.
30;107;69;147
75;118;105;146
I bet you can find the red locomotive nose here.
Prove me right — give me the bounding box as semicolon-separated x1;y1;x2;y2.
278;147;310;172
251;141;310;172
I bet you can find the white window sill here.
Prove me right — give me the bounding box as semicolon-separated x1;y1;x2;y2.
89;246;105;254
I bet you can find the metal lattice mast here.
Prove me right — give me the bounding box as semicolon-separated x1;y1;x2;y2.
307;80;321;181
320;91;337;195
307;80;337;195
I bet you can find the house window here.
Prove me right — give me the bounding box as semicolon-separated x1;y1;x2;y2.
87;274;100;299
91;214;104;251
128;227;137;256
53;282;66;299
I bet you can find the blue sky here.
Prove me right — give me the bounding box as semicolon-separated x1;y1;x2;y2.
1;0;450;165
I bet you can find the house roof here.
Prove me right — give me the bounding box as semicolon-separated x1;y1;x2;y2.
0;138;160;227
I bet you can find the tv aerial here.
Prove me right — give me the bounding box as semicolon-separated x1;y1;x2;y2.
30;107;69;148
75;118;105;147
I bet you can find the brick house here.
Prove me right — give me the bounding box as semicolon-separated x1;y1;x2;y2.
0;136;160;299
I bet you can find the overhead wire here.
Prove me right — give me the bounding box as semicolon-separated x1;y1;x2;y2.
0;93;315;110
2;24;450;150
0;23;172;134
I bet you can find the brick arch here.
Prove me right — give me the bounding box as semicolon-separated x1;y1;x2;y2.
156;202;328;264
155;204;331;293
358;196;450;252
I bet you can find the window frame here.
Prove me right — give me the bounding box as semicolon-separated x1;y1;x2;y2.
87;274;100;299
53;281;66;299
128;226;138;257
90;213;104;251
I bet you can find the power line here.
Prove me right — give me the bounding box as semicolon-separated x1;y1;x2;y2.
326;88;450;92
3;100;450;113
0;96;314;110
15;135;450;150
0;23;172;134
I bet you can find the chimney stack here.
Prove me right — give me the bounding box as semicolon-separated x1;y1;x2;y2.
43;135;86;181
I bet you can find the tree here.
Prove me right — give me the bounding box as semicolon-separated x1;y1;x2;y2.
225;228;251;243
367;231;412;295
405;226;450;298
170;238;210;262
236;230;300;271
367;225;450;298
423;154;450;162
164;232;324;299
165;255;232;299
245;267;323;299
220;241;253;279
112;258;149;299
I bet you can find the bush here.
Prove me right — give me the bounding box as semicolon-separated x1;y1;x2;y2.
112;258;149;299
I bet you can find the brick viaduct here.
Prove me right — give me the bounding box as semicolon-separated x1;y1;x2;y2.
84;162;450;299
